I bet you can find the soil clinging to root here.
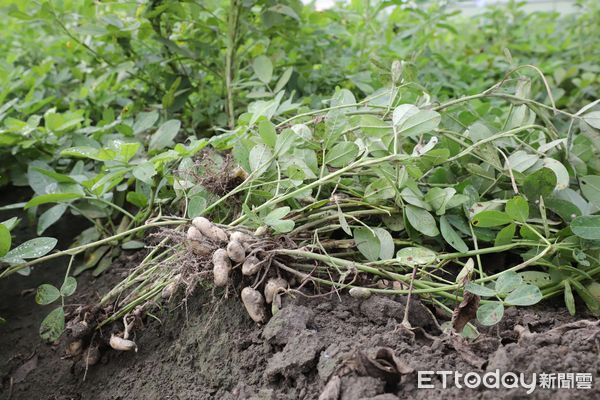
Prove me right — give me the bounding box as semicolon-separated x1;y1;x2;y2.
2;275;599;400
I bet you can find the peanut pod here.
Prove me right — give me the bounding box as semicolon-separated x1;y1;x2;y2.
242;256;261;276
192;217;228;242
212;248;232;287
264;278;289;304
109;334;138;352
241;287;267;323
227;240;246;263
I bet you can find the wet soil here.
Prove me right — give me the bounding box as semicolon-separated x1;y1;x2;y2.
1;188;599;399
2;273;599;400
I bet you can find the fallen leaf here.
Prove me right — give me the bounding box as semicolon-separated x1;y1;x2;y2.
451;291;480;333
354;347;413;385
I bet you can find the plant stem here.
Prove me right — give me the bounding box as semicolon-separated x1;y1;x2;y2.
231;153;409;226
225;0;242;129
0;220;185;277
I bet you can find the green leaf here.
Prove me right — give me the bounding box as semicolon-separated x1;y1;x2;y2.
1;217;19;231
505;150;538;173
37;204;68;235
60;147;116;161
39;307;65;342
373;228;394;260
401;188;432;210
405;205;439;237
519;271;553;287
424;187;456;215
188;195;207;218
476;302;504;326
495;271;522;295
274;67;293;93
149;120;181;151
564;280;576;316
269;219;294;233
132;162;157;184
253;55;273;84
363;178;396;204
133;111;159;134
0;224;11;258
440;216;468;252
504;284;543;306
264;207;294;233
264;206;291;223
274;129;298;156
116;142;141;162
93;251;115;277
249;144;273;177
505;196;529;223
1;237;57;264
544;197;580;222
471;210;512;227
392;104;418;126
324;142;359;168
122;240;145;250
126;192;148;208
570;215;600;240
396;246;437;266
268;4;300;20
60;277;77;297
580;175;600;208
354;227;380;262
522;168;556;200
258;119;277;148
494;223;516;246
542;158;569;190
24;193;83;209
570;279;600;316
393;105;441;138
36;284;61;305
337;206;351;236
582;111;600;129
464;283;496;297
31;167;76;184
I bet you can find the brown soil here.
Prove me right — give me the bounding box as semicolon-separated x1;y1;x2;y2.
1;189;599;399
2;271;599;400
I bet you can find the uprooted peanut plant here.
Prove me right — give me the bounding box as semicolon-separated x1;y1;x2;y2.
1;1;600;363
51;68;600;358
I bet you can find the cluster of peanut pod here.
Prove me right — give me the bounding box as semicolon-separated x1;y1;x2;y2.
186;217;289;323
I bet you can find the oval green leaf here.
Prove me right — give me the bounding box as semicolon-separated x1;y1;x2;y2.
36;284;61;305
495;271;523;295
39;307;65;342
60;277;77;297
324;142;359;168
405;205;439;237
2;237;58;263
354;227;380;262
505;196;529;223
570;215;600;240
471;210;512;227
476;301;504;326
504;284;543;306
0;224;10;258
24;193;83;209
464;282;496;297
440;215;468;253
396;246;437;266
